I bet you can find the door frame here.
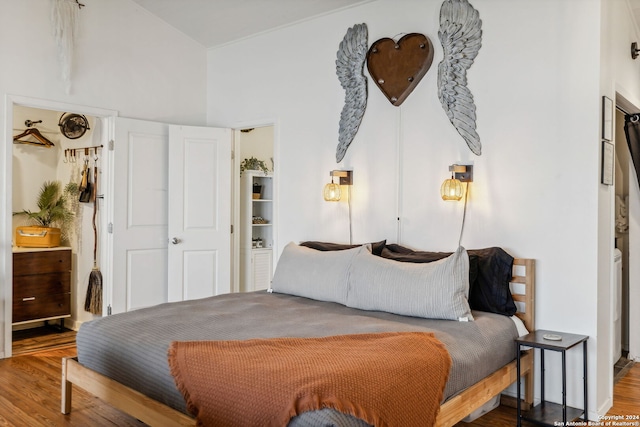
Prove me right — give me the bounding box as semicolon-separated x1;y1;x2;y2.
615;92;640;362
2;94;117;358
231;119;279;294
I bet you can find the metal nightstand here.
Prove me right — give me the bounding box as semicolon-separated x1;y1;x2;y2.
516;330;589;427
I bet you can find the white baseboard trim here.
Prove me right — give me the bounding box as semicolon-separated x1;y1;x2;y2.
64;319;83;331
596;398;613;421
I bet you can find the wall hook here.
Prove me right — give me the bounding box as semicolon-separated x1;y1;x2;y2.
632;42;640;60
24;119;42;128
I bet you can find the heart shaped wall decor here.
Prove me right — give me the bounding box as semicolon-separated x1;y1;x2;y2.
366;33;434;106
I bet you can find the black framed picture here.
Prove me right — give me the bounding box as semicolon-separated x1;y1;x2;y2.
602;141;614;185
602;96;613;141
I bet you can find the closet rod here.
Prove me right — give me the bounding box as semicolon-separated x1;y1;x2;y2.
12;127;57;135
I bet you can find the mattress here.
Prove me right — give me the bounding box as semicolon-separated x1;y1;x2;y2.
76;291;519;425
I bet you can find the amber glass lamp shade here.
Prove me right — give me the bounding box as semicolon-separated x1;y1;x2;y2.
324;182;341;201
441;178;463;201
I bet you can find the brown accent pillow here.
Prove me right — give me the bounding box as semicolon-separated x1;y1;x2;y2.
300;240;386;256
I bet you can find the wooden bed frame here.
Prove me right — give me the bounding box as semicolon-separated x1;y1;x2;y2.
61;258;535;427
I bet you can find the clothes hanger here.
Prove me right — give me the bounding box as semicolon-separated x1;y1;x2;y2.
13;128;55;147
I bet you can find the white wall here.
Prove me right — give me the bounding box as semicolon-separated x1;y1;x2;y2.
238;126;274;170
207;0;608;418
600;0;640;414
0;0;207;356
0;0;207;125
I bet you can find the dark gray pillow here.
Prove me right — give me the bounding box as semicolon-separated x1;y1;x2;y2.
300;240;386;256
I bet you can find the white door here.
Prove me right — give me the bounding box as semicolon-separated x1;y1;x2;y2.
110;119;232;314
110;118;169;314
167;126;232;301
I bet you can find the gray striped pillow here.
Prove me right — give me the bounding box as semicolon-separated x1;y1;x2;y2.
271;242;365;304
346;246;473;321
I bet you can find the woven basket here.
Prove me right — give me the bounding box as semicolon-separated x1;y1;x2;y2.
15;226;61;248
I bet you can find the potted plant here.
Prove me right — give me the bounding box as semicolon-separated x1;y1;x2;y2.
13;181;77;247
240;157;270;176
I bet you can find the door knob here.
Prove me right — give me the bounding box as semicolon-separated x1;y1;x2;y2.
170;237;181;245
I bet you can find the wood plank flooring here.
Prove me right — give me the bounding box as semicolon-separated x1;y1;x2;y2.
12;326;77;356
3;330;639;426
607;359;640;416
0;346;145;426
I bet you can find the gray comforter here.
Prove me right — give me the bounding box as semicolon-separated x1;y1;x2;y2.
77;291;518;426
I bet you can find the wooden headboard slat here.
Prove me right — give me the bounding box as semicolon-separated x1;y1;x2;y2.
511;258;535;333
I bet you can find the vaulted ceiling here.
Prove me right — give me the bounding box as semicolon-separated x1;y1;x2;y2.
131;0;372;49
130;0;640;55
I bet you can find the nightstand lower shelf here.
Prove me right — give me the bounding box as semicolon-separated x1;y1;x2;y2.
522;402;584;425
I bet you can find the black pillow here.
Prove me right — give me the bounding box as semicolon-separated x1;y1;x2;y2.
381;244;516;316
466;247;516;316
299;240;386;256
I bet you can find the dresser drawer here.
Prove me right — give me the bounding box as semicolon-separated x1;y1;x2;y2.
13;250;71;276
13;273;71;298
12;292;71;323
12;248;72;324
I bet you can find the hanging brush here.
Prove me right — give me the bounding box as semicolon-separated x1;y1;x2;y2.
84;157;102;315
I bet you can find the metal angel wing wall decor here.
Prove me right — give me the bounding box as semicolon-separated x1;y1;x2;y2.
437;0;483;156
335;23;368;163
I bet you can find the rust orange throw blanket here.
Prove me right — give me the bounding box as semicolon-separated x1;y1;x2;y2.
168;332;451;427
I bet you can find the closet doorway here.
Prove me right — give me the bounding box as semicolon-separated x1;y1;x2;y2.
232;125;275;294
613;108;632;378
613;93;640;372
3;96;115;358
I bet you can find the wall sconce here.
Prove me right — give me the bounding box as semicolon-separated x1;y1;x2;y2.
323;170;354;244
632;42;640;60
441;164;473;201
323;170;353;202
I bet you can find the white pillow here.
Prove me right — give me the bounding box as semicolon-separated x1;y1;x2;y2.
346;246;473;321
270;242;365;304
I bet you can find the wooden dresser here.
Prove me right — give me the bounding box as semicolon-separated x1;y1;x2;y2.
12;247;72;325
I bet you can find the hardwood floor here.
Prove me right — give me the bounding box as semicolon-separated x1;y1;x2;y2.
608;359;640;416
4;329;144;426
3;330;639;426
0;346;145;426
458;363;640;427
12;326;77;356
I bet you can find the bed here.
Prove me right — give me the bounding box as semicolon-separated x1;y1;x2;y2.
61;242;535;427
